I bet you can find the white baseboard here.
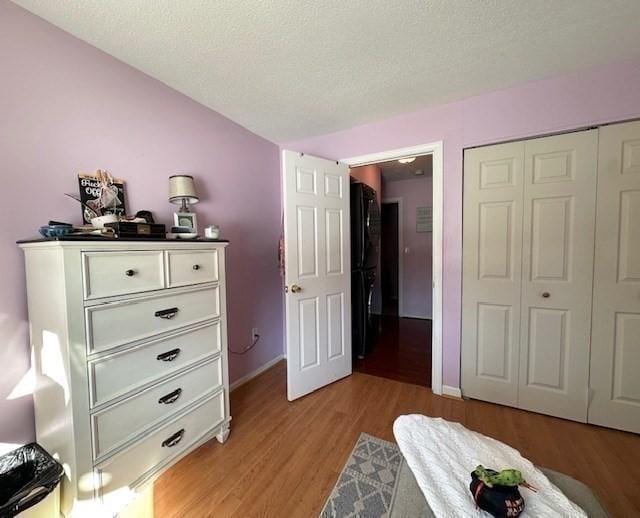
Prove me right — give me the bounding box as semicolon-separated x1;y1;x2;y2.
229;354;285;392
442;385;462;399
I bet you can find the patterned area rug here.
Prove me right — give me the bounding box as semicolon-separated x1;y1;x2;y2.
321;432;609;518
320;433;403;518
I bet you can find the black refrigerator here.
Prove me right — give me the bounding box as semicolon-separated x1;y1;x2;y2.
351;182;381;359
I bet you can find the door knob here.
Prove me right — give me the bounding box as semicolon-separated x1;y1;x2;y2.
291;284;302;293
542;292;550;298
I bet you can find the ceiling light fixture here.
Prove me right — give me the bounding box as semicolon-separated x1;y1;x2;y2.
398;157;416;164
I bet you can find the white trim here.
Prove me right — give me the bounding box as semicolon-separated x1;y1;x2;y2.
341;141;445;396
381;197;404;318
342;143;441;167
229;354;284;392
442;385;463;399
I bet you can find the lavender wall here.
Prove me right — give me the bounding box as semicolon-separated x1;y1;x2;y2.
383;177;433;319
284;57;640;389
0;2;282;449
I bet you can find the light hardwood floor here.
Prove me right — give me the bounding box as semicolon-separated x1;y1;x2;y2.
154;361;640;517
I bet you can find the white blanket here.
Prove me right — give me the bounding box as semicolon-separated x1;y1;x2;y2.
393;415;586;517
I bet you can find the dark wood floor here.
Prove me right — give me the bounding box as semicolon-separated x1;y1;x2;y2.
354;315;431;386
154;361;640;517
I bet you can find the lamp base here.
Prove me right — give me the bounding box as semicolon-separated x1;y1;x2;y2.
179;199;191;213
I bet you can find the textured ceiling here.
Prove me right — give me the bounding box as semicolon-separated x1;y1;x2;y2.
379;155;433;182
12;1;640;142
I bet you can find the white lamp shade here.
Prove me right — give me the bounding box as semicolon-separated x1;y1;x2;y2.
169;175;199;205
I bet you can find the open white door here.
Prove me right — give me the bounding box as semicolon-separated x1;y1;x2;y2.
282;150;352;400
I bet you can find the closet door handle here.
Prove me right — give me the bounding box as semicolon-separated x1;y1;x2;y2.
158;388;182;405
161;429;185;448
542;292;551;299
192;264;200;270
157;348;181;362
125;269;136;277
155;307;179;319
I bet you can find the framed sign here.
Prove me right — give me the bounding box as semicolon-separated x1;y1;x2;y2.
416;206;432;233
174;212;198;231
78;171;126;224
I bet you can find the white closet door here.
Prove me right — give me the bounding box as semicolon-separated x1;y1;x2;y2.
462;142;525;407
517;130;597;421
589;121;640;434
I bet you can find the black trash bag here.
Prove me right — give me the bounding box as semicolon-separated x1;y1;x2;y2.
470;470;525;518
0;443;64;518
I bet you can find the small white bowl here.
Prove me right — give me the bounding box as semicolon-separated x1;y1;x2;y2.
90;214;119;228
167;232;198;240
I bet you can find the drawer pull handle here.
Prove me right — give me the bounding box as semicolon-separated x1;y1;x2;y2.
125;269;136;277
155;307;179;319
157;348;181;362
162;429;185;448
158;388;182;405
192;264;200;271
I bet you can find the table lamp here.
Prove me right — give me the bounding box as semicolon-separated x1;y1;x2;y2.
169;174;200;232
169;174;199;212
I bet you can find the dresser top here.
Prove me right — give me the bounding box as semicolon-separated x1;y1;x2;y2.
18;235;229;244
18;236;229;251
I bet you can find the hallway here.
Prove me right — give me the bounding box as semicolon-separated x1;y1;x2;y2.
354;315;431;387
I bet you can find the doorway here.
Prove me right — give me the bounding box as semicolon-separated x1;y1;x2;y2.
381;201;400;316
350;155;434;387
280;142;444;401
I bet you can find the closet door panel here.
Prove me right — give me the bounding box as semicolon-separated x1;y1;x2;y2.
517;130;597;422
589;120;640;434
462;142;524;406
525;307;569;390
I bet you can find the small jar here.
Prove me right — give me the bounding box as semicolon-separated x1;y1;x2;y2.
204;225;220;239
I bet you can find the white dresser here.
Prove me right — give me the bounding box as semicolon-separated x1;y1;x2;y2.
19;238;231;517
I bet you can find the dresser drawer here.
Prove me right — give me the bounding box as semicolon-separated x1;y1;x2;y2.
91;358;222;460
85;286;220;354
166;249;218;288
86;287;220;354
89;321;222;406
83;251;165;300
97;391;224;502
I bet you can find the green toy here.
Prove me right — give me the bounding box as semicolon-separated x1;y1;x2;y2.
473;465;537;492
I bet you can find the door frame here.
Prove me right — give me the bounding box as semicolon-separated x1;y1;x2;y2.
380;197;404;317
341;141;444;395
